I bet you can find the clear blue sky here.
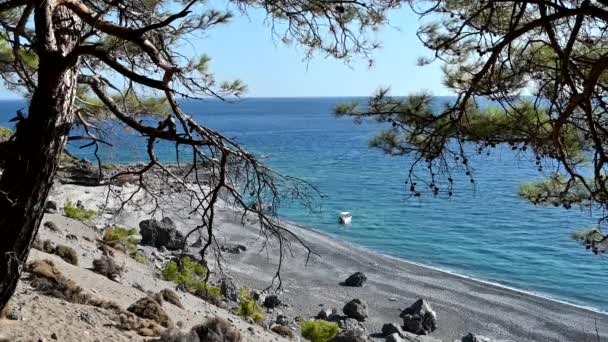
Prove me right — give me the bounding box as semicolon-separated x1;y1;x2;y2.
0;5;448;99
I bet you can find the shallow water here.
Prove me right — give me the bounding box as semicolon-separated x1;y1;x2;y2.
2;97;607;310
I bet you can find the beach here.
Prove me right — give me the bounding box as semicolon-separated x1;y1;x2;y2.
49;181;608;342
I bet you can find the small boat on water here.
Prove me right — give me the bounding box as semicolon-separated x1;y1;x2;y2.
339;211;352;224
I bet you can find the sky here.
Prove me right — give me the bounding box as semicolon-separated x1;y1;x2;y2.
0;4;449;99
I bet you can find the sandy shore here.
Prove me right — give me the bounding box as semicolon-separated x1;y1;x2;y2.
50;182;608;342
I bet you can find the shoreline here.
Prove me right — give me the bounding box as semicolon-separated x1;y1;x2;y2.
300;223;608;316
49;181;608;341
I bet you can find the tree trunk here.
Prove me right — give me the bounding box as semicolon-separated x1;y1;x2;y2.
0;2;81;311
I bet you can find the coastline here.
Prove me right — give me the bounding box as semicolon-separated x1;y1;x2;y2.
49;180;608;341
296;222;608;317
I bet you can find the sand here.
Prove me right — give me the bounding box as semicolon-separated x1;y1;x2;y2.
4;180;607;341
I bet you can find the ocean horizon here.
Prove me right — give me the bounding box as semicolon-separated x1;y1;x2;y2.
2;97;607;312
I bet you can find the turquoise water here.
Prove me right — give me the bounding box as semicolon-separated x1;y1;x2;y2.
2;98;607;310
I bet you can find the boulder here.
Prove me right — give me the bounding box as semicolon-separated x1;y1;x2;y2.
45;201;58;214
343;272;367;287
220;243;247;254
400;299;437;335
331;330;369;342
338;317;367;334
276;314;289;326
264;294;281;309
139;217;185;250
382;323;404;337
343;299;368;322
317;308;336;320
220;278;239;302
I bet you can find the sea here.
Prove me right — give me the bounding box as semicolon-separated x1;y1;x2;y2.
1;97;607;312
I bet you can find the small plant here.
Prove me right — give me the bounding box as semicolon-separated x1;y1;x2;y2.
63;199;97;221
300;320;339;342
54;245;79;266
93;256;124;282
236;288;264;323
162;257;209;292
102;226;144;262
271;325;294;338
134;252;146;264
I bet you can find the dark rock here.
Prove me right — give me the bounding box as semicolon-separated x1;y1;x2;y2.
45;201;58;214
461;333;511;342
220;243;247;254
220;278;239;302
76;200;85;210
276;314;288;326
343;299;368;322
399;299;437;335
263;294;281;309
139;217;185;250
343;272;367;287
331;330;369;342
317;308;336;320
66;234;78;242
385;333;404;342
338;317;367;334
43;221;60;233
382;323;404;337
191;236;203;248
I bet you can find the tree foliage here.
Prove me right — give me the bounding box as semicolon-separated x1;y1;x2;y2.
338;0;608;254
0;0;398;311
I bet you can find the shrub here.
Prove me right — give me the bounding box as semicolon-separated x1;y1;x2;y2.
271;325;294;338
63;199;97;221
162;257;208;291
54;245;79;265
161;316;242;342
301;320;340;342
93;256;124;281
236;288;264;323
194;286;223;307
0;126;13;141
102;226;144;262
127;296;172;328
159;289;184;309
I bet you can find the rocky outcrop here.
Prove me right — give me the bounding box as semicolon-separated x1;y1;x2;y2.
139;217;185;250
399;299;437;335
343;299;368;322
220;278;239;302
343;272;367;287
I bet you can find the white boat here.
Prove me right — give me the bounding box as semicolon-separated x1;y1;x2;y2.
339;212;352;224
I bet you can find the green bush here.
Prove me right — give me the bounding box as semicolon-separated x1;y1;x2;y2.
301;320;339;342
0;126;13;141
236;288;264;323
63;199;97;221
102;226;145;262
162;257;208;291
